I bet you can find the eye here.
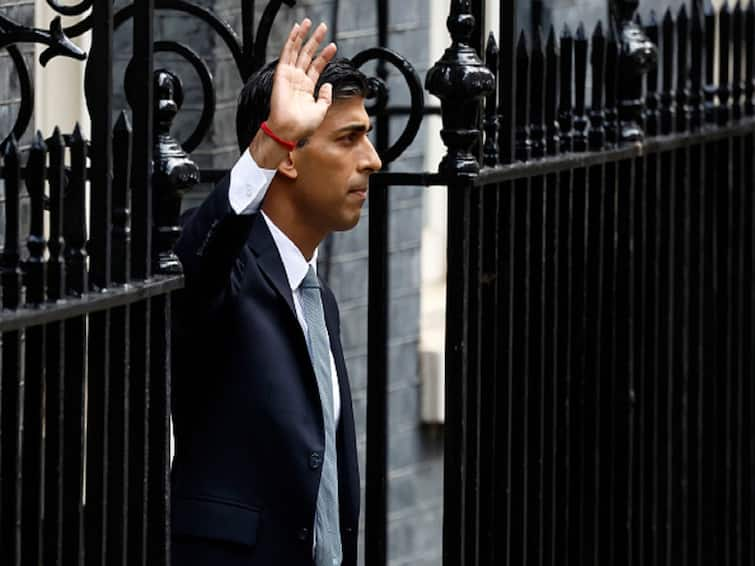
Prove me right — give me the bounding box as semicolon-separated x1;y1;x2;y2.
339;132;358;144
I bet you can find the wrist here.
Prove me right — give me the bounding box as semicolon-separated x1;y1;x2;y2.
249;128;290;170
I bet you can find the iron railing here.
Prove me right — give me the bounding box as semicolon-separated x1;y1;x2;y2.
416;0;755;564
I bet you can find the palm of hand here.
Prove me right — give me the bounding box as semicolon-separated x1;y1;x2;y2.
270;63;326;141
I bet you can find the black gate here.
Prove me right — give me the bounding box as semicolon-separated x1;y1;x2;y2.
418;0;755;564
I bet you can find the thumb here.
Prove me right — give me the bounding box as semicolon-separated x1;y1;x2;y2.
316;82;333;109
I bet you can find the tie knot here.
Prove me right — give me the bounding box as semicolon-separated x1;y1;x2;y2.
300;265;320;290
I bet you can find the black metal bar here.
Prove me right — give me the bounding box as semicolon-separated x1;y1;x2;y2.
690;2;705;130
559;24;574;154
147;293;172;566
604;27;619;147
515;31;531;163
43;127;66;566
1;137;24;566
719;3;732;126
131;0;154;281
443;177;472;566
470;118;755;185
365;179;388;566
88;0;113;291
88;6;116;551
499;0;518;163
21;132;47;566
676;6;691;133
645;12;660;136
704;4;717;125
661;9;676;135
484;33;499;167
545;27;560;156
530;28;547;159
573;24;588;153
365;0;390;563
731;2;744;120
63;126;88;566
108;111;133;566
128;298;151;566
746;1;755;116
589;22;607;151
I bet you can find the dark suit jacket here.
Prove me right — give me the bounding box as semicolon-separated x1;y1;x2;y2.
171;175;360;566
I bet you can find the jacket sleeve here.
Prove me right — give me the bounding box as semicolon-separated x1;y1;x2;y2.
174;174;256;298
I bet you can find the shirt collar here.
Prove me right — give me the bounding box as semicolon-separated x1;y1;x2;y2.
261;210;317;291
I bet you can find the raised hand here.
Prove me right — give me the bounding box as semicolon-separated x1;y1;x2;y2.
266;19;338;143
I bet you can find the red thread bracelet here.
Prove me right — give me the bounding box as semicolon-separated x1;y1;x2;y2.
260;121;297;151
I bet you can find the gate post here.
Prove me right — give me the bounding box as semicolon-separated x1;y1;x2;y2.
611;0;657;141
426;3;494;566
426;0;495;176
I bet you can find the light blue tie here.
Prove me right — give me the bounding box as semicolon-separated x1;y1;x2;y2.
299;266;342;566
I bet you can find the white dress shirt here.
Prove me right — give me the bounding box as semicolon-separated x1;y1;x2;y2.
228;148;342;423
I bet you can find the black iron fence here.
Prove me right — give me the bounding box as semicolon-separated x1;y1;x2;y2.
413;0;755;564
3;0;754;565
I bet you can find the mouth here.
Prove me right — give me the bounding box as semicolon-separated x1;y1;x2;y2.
348;187;368;200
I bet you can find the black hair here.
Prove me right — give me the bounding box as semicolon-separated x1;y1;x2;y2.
235;57;369;153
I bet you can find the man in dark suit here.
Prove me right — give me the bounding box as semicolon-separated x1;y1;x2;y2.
171;18;382;566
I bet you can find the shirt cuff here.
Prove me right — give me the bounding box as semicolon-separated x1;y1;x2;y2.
228;148;277;215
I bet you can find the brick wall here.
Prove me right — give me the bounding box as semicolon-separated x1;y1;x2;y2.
0;0;34;148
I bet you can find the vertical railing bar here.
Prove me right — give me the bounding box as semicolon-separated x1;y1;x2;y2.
1;137;25;566
241;0;255;77
528;26;546;566
107;112;133;566
63;125;88;566
44;127;67;566
478;33;500;566
128;299;150;566
129;3;154;565
21;132;48;566
89;0;113;291
86;2;115;564
499;0;518;164
131;0;154;281
544;25;560;566
147;295;171;566
734;124;746;566
365;0;389;563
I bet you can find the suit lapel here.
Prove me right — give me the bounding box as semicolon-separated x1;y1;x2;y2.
247;213;298;323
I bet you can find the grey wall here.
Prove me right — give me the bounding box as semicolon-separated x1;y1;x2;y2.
0;0;34;149
0;0;35;251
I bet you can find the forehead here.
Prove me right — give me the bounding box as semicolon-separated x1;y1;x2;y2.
318;96;370;132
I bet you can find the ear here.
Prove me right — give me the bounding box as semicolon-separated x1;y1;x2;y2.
276;152;298;180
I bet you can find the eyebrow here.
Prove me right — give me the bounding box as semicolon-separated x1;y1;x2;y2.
333;123;373;135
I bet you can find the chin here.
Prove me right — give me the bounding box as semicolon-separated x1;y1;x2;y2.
334;211;363;232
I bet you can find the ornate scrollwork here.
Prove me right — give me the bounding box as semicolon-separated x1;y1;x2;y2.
351;47;424;166
46;0;94;18
0;12;86;148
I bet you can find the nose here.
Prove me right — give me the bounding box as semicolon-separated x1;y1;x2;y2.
360;137;382;174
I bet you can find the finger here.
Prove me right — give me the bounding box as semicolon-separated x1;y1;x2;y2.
316;82;333;108
306;42;338;83
289;18;312;64
296;22;327;69
280;22;300;65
